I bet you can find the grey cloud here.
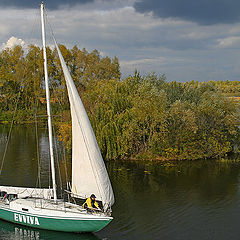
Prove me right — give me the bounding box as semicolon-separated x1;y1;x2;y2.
134;0;240;25
0;0;93;10
1;2;239;82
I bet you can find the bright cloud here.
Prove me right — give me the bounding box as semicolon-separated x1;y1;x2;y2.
217;36;240;48
1;36;25;50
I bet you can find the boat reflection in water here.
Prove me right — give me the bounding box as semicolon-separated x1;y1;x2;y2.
0;219;101;240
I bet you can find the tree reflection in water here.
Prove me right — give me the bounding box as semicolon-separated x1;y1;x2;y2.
99;158;240;240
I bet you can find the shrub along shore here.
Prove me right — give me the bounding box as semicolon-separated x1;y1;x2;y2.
1;45;240;160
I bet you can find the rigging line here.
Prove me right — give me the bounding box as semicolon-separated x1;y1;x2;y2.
46;9;109;205
32;35;42;190
47;60;68;194
0;89;21;176
49;75;66;109
61;125;70;191
48;66;70;191
35;111;41;189
1;7;42;183
55;45;104;202
62;68;103;203
48;74;71;192
48;133;51;189
42;123;51;189
53;124;63;195
0;45;29;175
44;11;89;196
50;82;62;108
0;6;44;183
27;6;40;47
41;122;52;189
44;9;70;111
43;7;69;194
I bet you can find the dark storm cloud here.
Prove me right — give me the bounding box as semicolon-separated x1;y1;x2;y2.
134;0;240;25
0;0;94;10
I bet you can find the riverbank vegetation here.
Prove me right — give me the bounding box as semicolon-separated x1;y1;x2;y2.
0;45;240;160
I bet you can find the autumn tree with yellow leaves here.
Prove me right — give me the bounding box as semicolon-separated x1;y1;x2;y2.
0;45;239;160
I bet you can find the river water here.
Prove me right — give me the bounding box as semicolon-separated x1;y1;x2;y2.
1;125;240;240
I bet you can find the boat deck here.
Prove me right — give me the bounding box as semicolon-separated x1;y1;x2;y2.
0;197;109;220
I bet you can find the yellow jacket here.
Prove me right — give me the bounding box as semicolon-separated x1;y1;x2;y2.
83;197;99;209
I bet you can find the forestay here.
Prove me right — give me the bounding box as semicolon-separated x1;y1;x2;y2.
53;38;114;211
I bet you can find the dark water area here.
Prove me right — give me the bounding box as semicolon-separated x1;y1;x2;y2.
1;125;240;239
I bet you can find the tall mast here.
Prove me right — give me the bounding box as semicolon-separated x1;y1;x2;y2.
40;2;57;202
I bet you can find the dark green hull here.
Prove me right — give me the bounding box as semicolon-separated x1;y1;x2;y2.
0;206;112;232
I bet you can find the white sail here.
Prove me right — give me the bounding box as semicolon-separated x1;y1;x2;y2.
53;39;114;210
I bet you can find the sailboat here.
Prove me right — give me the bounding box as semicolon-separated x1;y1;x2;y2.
0;2;114;232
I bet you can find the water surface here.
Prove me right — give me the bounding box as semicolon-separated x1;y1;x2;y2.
1;125;240;240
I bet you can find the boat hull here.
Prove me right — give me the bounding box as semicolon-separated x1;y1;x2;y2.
0;205;112;232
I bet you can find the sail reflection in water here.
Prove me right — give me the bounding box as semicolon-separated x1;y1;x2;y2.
0;219;101;240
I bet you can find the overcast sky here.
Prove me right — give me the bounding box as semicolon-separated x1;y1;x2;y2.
0;0;240;82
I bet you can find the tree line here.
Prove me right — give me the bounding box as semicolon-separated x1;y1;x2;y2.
0;45;240;160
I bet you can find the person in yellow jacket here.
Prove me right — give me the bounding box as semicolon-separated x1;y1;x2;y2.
83;194;101;213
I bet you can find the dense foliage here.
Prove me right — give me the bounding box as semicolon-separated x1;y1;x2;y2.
83;75;240;160
0;45;120;122
186;80;240;97
0;45;240;160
